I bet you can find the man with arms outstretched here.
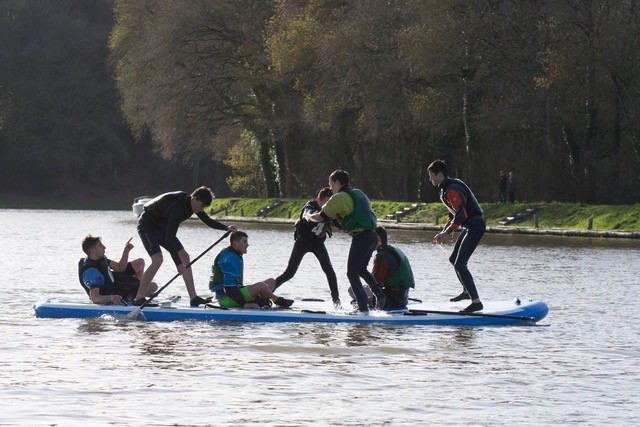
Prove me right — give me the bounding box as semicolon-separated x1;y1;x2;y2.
135;186;236;307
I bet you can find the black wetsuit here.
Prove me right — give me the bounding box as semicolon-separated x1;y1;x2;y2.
275;199;339;303
439;178;485;300
137;191;227;265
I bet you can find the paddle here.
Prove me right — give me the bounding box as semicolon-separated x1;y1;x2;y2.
404;308;535;322
126;231;231;320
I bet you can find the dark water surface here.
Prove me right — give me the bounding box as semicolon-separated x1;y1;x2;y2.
0;209;638;426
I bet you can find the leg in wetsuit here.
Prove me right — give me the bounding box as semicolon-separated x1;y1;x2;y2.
275;239;339;303
449;216;486;300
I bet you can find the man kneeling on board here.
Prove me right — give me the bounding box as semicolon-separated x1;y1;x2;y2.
348;226;415;310
79;235;158;305
209;231;294;309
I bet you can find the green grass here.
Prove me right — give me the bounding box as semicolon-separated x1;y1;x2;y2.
208;198;640;231
500;202;640;231
208;198;308;218
3;193;638;231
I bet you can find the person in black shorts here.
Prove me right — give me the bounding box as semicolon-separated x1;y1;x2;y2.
79;236;158;304
135;186;236;307
274;187;341;308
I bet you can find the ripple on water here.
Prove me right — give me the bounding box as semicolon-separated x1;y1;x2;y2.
1;210;639;425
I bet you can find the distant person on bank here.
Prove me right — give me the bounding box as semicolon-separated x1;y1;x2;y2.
79;235;158;305
209;231;294;308
498;170;507;204
134;186;236;307
427;160;485;313
348;226;416;310
305;169;386;313
507;171;517;203
274;187;341;308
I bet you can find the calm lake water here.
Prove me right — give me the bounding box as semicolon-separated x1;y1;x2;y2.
0;209;638;426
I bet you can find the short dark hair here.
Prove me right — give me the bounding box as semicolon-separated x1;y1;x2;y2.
317;187;333;199
375;226;388;245
329;169;350;186
427;160;448;177
191;186;214;206
82;235;101;255
230;230;248;243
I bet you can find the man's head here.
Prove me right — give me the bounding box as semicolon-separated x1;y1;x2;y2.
328;169;349;194
374;226;388;250
229;230;249;254
191;186;214;213
82;235;105;259
317;187;333;207
427;160;448;187
375;226;388;246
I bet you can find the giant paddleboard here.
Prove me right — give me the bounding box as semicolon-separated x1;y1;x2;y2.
33;298;548;326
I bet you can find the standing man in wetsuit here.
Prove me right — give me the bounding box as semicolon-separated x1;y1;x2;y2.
134;186;236;307
428;160;485;313
305;170;386;313
274;187;341;308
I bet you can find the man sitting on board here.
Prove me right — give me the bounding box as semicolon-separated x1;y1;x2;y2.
348;226;416;310
209;230;294;309
134;186;236;307
79;235;158;305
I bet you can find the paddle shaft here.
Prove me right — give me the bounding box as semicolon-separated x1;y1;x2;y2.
406;309;534;322
134;231;231;311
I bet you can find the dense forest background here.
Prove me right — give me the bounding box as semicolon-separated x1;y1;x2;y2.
1;0;639;205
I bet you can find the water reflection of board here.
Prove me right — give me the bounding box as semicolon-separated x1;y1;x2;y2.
33;298;548;326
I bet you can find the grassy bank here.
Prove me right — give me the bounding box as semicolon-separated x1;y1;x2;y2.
208;198;640;232
2;193;639;232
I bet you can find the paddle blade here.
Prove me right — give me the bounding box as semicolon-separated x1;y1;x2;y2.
125;307;145;321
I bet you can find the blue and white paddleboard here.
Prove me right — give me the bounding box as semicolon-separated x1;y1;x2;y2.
33;298;548;326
